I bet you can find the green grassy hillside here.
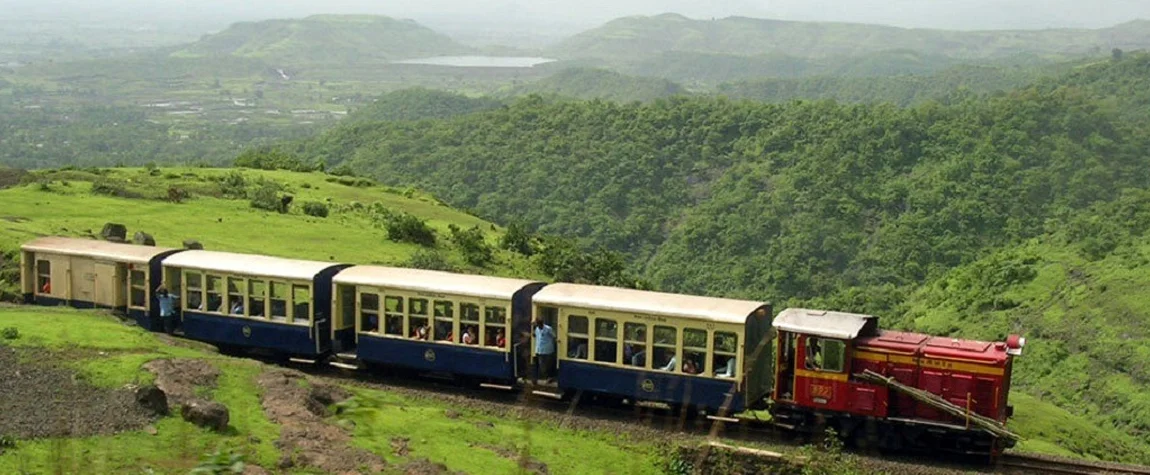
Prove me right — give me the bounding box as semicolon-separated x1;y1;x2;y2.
0;167;541;284
551;13;1150;62
172;15;473;64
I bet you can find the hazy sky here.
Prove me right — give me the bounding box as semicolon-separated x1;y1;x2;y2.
3;0;1150;32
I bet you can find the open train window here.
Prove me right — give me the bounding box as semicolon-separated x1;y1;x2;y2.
383;295;403;336
653;326;677;371
292;285;310;324
269;281;288;321
361;292;380;333
248;280;267;319
624;323;647;367
409;298;429;340
567;315;589;360
434;300;454;342
227;277;245;316
129;269;147;308
594;318;619;363
805;336;845;373
36;259;51;294
712;332;738;378
484;305;507;348
206;275;224;313
682;328;707;374
185;272;203;310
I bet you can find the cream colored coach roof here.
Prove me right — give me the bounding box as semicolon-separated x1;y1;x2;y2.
532;283;768;325
22;236;177;264
772;308;877;340
334;265;542;300
162;250;340;281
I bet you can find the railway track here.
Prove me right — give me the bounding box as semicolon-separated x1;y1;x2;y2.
1000;453;1150;475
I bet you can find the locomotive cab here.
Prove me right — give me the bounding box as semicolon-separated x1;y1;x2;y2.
771;309;880;415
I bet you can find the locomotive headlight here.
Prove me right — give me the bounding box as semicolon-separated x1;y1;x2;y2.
1005;334;1025;356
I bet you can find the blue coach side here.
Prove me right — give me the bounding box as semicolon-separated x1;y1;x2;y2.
530;283;774;415
330;265;545;383
161;250;350;359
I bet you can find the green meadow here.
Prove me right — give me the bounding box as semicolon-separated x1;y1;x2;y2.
0;166;542;280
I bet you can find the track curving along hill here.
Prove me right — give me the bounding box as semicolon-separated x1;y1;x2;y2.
550;13;1150;62
171;14;474;64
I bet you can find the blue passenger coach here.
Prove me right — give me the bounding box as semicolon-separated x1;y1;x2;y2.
20;237;182;331
331;266;545;383
161;250;349;359
531;283;775;414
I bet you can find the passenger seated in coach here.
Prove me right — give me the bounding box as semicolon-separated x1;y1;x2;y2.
462;326;477;345
715;357;735;378
230;300;244;315
631;349;646;367
412;324;429;340
495;329;506;348
682;359;700;375
660;355;676;371
363;314;379;333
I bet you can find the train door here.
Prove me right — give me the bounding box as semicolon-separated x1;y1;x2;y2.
527;305;559;382
70;257;96;306
93;261;124;309
775;331;797;401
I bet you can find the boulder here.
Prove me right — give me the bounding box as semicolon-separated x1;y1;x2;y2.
132;231;155;246
180;399;230;432
100;223;127;242
135;384;169;416
183;239;204;250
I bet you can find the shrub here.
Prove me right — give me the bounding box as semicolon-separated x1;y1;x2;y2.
302;201;329;218
90;177;131;197
1;327;18;340
249;184;291;213
499;221;536;256
449;224;493;266
219;171;248;199
167;186;189;203
406;250;455;271
383;212;436;246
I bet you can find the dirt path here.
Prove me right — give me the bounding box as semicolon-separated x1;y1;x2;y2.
255;368;387;474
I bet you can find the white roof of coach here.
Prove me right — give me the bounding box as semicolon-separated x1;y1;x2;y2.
22;236;177;264
162;250;340;281
772;308;877;340
531;282;768;325
334;265;542;300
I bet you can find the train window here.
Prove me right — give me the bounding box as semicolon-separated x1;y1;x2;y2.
361;292;380;333
248;280;267;319
36;260;51;294
227;277;245;316
185;271;203;310
383;295;403;336
653;326;676;371
805;337;846;373
129;269;146;308
433;300;454;342
206;275;224;313
683;328;707;375
567;315;589;360
624;323;647;367
483;306;507;348
593;318;619;363
269;281;288;321
292;285;311;324
409;298;429;340
713;332;738;378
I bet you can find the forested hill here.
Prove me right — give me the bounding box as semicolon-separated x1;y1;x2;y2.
285;54;1150;459
551;13;1150;61
506;68;686;102
172;14;472;63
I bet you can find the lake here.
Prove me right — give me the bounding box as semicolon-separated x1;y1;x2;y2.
392;55;558;68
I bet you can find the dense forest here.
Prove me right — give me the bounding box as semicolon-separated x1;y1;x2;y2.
271;54;1150;456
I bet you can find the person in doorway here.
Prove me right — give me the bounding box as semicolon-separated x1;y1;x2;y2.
155;286;179;334
533;318;556;384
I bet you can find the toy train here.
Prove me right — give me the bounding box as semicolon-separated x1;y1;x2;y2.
17;236;1025;456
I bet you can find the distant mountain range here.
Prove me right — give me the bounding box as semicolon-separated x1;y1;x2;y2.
549;13;1150;61
170;14;473;64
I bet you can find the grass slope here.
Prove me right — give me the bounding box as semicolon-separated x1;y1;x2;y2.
0;167;540;281
0;305;673;474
